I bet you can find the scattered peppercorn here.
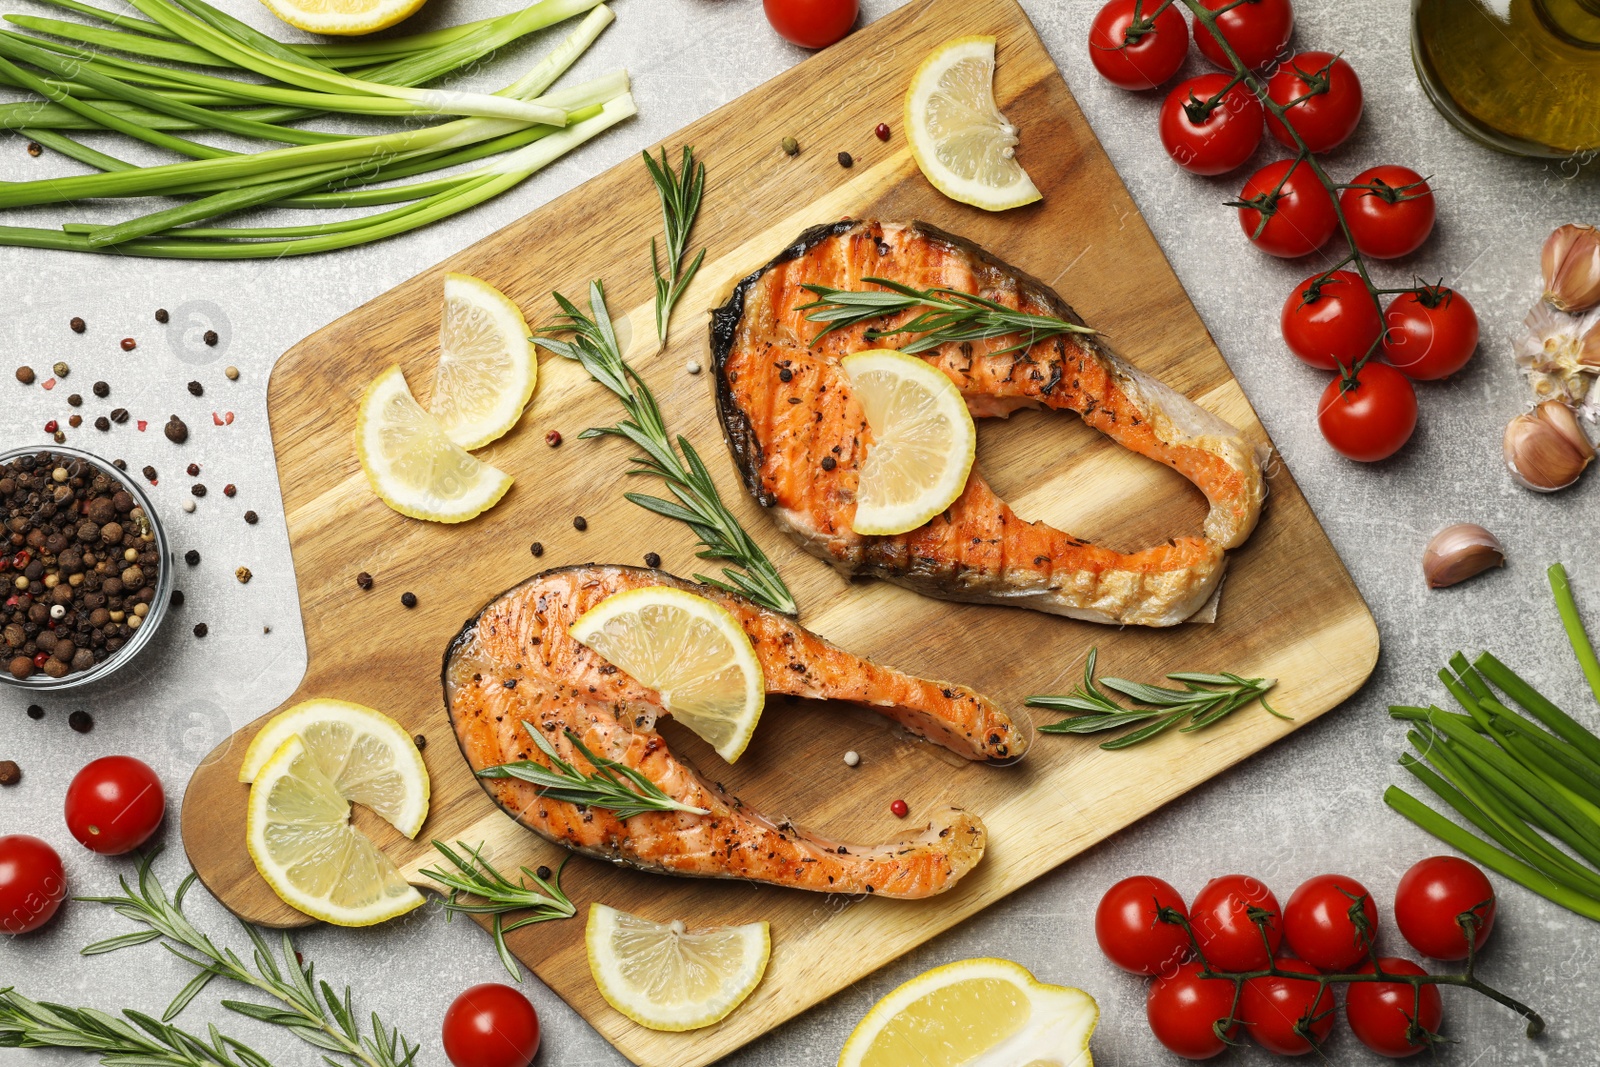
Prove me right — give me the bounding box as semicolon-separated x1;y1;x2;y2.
68;415;82;429
164;416;188;443
843;750;861;767
235;566;251;584
223;484;236;497
25;141;41;157
412;734;427;750
686;360;702;375
187;381;203;397
68;710;93;734
875;122;891;141
838;151;854;168
26;705;44;721
14;366;34;385
356;571;373;590
243;510;258;525
170;590;185;607
70;317;86;333
778;367;793;382
93;380;109;398
225;366;239;380
120;338;136;352
401;591;417;609
43;420;58;434
0;761;20;786
192;623;207;638
142;465;157;483
820;455;837;471
94;416;110;432
781;136;799;156
644;552;661;568
181;499;195;513
110;408;129;424
545;430;562;447
535;865;552;881
190;484;206;498
889;798;909;818
530;542;544;557
184;549;200;566
52;361;69;378
52;431;65;444
185;463;200;476
203;330;218;347
573;516;587;531
67;393;81;407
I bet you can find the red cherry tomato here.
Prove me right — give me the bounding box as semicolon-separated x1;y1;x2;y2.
1159;74;1265;176
1096;875;1192;976
1382;285;1478;380
0;835;67;935
1194;0;1294;70
1147;959;1241;1060
1283;873;1379;971
1236;158;1336;257
1265;51;1363;152
1345;959;1443;1058
1281;271;1383;371
1341;166;1436;260
64;756;166;855
1089;0;1190;90
761;0;857;49
1394;857;1496;961
1317;362;1417;462
1239;957;1335;1055
1190;874;1282;972
442;984;541;1067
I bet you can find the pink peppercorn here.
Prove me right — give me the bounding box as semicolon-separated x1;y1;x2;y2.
889;799;909;818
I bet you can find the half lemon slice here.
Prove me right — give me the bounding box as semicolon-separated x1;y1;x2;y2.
905;36;1042;211
840;349;976;536
569;587;764;764
429;273;537;451
258;0;426;36
587;904;770;1032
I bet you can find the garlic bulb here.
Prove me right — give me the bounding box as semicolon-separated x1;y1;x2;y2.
1503;399;1596;492
1543;224;1600;314
1423;524;1505;589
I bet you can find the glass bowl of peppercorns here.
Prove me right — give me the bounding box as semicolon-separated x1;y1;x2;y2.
0;446;174;691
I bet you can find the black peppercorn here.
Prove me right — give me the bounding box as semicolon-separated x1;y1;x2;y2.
401;591;417;608
644;552;661;568
155;308;170;323
70;317;86;334
92;380;109;398
356;572;373;590
190;484;206;498
94;416;110;432
243;511;258;525
164;416;188;444
530;542;544;557
170;590;185;607
838;151;854;168
68;710;93;733
142;465;157;482
26;704;44;721
184;549;200;566
193;622;208;638
573;516;587;531
821;455;837;471
203;330;218;346
67;393;82;407
413;734;427;750
187;381;203;397
110;408;129;424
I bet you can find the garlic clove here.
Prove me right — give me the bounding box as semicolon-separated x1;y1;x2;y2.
1423;524;1505;589
1542;223;1600;314
1503;399;1595;492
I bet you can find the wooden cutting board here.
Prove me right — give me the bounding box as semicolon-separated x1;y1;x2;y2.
182;0;1379;1062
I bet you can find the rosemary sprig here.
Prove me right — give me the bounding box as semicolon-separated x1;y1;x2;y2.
478;722;709;819
797;276;1096;357
533;280;797;614
418;840;575;981
643;144;706;346
1029;648;1284;749
0;987;272;1067
78;851;419;1067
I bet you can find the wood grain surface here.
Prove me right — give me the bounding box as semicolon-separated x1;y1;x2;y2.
181;1;1379;1062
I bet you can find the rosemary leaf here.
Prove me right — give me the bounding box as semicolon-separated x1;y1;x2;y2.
478;723;709;820
0;988;272;1067
418;841;575;981
643;144;705;345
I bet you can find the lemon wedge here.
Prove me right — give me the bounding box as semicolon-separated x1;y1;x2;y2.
569;587;764;764
356;364;512;523
838;958;1098;1067
905;36;1041;211
258;0;426;36
586;904;770;1032
839;349;976;536
429;273;537;451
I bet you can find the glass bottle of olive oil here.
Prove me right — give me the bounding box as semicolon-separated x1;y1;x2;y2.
1412;0;1600;157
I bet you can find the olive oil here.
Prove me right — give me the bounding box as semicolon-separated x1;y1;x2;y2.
1412;0;1600;156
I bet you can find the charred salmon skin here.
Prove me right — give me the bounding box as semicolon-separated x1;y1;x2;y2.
710;219;1267;627
445;565;1025;898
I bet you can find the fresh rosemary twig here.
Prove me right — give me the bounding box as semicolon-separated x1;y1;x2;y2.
0;987;272;1067
533;280;797;614
643;144;706;346
478;722;709;819
797;276;1095;357
78;851;419;1067
418;840;575;981
1029;648;1283;749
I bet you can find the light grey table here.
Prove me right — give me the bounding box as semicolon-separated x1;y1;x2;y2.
3;0;1597;1063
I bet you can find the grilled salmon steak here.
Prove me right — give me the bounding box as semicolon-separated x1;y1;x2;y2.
711;219;1267;627
446;565;1024;898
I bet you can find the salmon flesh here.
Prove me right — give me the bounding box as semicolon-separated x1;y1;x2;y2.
710;219;1267;627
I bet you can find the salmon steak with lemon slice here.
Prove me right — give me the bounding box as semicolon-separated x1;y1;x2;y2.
446;565;1027;898
711;219;1268;627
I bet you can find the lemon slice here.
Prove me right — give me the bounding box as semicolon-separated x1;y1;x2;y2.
569;587;764;763
246;736;425;927
238;698;429;839
586;904;770;1032
356;365;512;523
838;958;1098;1067
429;273;537;451
840;349;977;536
258;0;425;36
905;36;1041;211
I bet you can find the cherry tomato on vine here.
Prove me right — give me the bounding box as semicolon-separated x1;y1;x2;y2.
1283;873;1379;971
1089;0;1190;90
762;0;857;49
1239;957;1335;1055
1147;959;1241;1060
1194;0;1295;71
1097;875;1192;975
1236;158;1337;257
1345;959;1443;1058
64;756;165;855
1159;74;1264;175
1190;874;1282;972
0;835;67;935
1265;51;1363;152
1341;166;1436;260
1381;286;1479;380
1317;362;1417;462
1280;270;1383;371
442;984;540;1067
1394;857;1496;961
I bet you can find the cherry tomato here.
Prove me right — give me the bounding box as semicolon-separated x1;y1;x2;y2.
1159;74;1264;176
64;756;166;855
0;834;67;935
1345;959;1443;1058
1239;957;1335;1055
762;0;857;49
1194;0;1294;71
1317;362;1417;462
1089;0;1190;91
1147;959;1241;1060
1096;875;1192;976
1283;873;1379;971
1341;166;1436;260
442;984;541;1067
1190;874;1282;972
1265;51;1363;152
1280;271;1383;371
1381;285;1478;381
1236;158;1336;257
1394;857;1496;961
